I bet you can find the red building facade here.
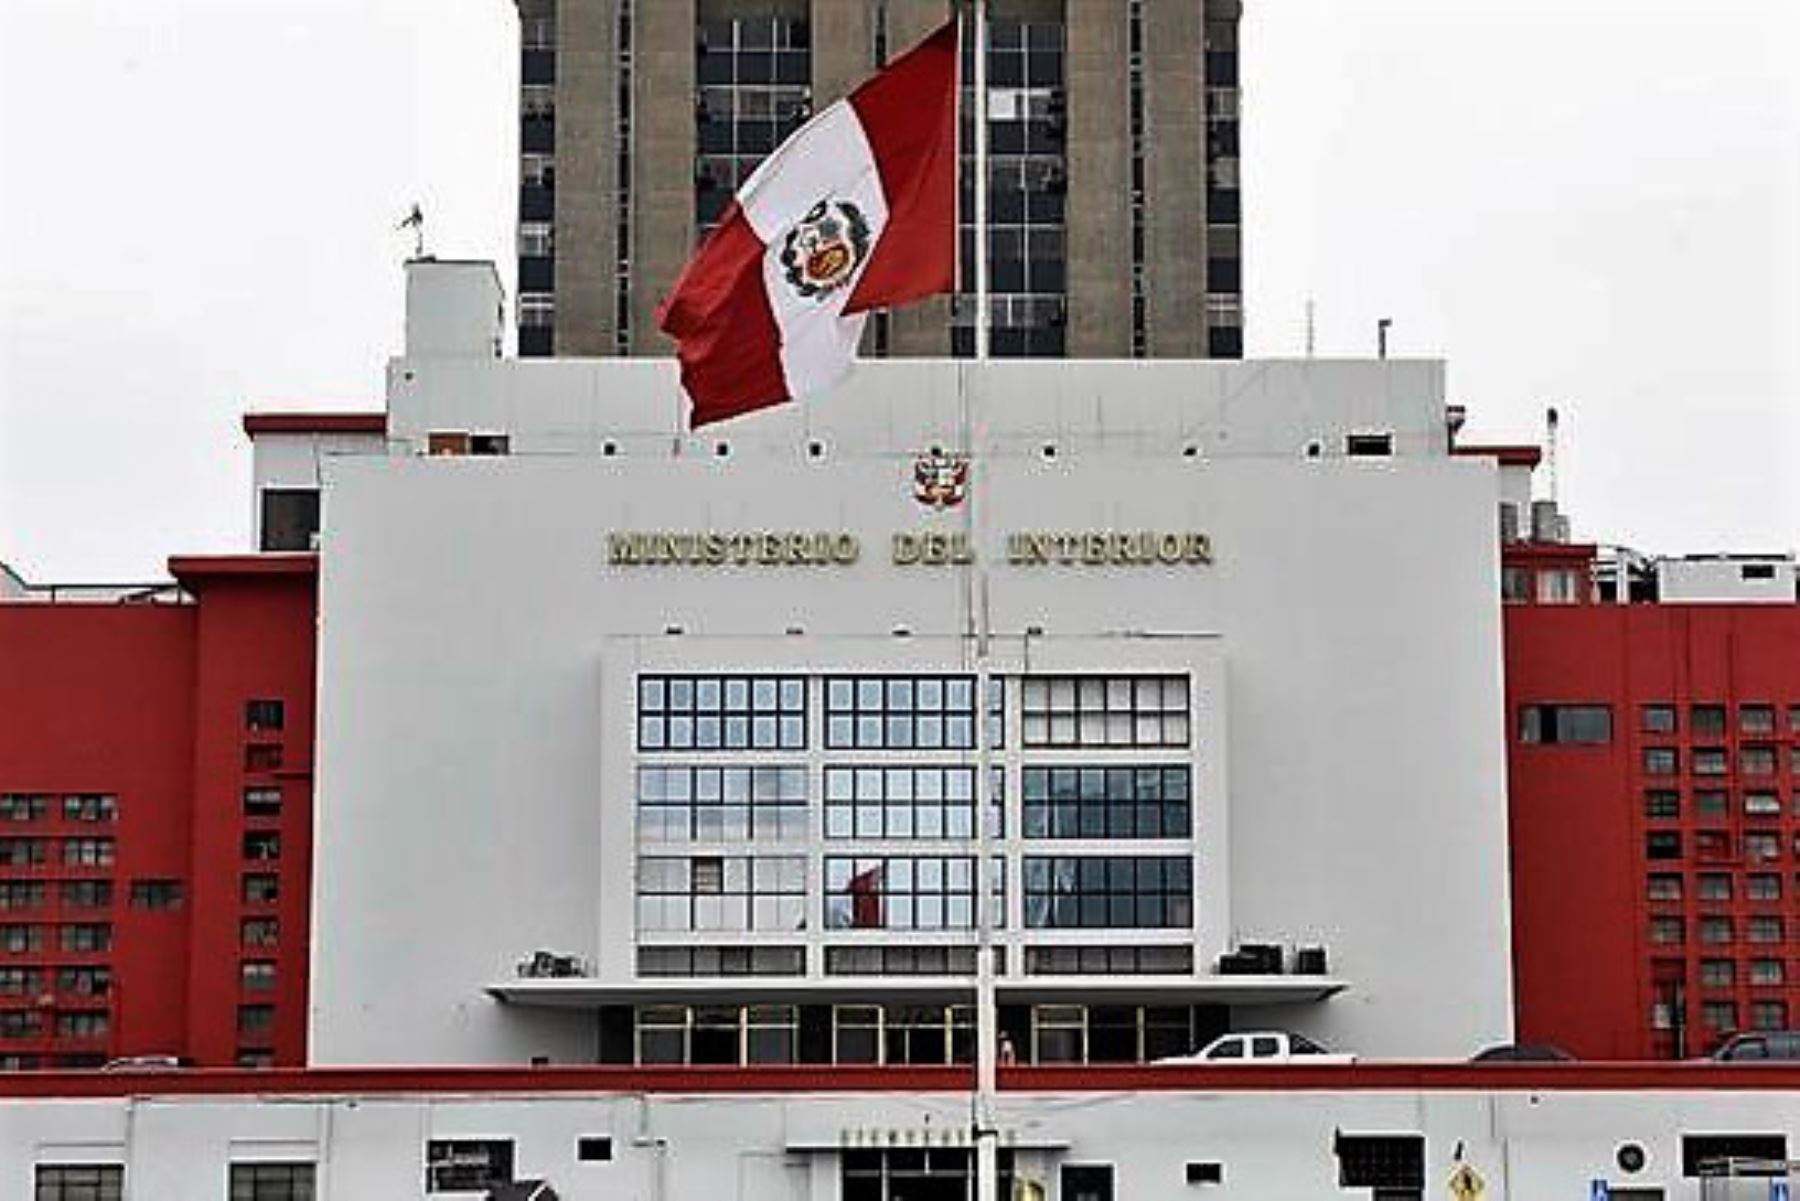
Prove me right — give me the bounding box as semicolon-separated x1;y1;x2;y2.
1505;570;1800;1058
0;557;316;1068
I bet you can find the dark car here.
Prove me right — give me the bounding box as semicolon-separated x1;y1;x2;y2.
1471;1043;1574;1063
1712;1031;1800;1061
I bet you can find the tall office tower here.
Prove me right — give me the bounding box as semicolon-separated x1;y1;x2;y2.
512;0;1244;360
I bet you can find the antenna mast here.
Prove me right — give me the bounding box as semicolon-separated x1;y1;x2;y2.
1545;406;1561;505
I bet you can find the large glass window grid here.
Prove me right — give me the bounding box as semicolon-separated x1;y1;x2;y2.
636;855;805;932
1021;676;1191;747
635;945;804;977
833;1003;977;1066
35;1165;125;1201
228;1164;315;1201
842;1149;1014;1201
825;676;1003;750
695;17;811;234
1024;944;1194;976
823;944;1001;977
823;855;1002;931
1023;765;1191;839
636;1003;798;1065
637;764;807;843
637;675;805;751
824;765;1003;840
1024;855;1193;929
954;19;1066;358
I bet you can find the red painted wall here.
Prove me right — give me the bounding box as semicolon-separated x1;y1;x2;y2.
0;560;316;1069
1506;602;1800;1058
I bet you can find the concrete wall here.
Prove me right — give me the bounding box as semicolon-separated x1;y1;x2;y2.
3;1082;1797;1201
553;0;620;356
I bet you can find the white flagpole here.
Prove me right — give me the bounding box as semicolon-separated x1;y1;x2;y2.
967;5;999;1201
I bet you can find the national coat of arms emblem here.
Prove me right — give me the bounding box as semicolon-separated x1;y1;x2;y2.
780;198;872;300
913;450;970;510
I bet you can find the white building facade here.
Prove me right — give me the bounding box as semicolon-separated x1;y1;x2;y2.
295;264;1516;1070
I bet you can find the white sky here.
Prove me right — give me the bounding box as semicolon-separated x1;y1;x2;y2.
1;0;1796;581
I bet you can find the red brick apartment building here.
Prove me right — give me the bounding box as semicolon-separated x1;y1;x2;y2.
0;555;316;1068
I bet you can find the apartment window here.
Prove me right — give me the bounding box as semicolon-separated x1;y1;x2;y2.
825;676;1002;750
58;967;110;997
1745;832;1780;862
228;1163;315;1201
1021;676;1190;748
1024;855;1192;929
243;833;281;862
235;1005;275;1037
60;881;111;909
1701;1001;1738;1032
236;1049;275;1069
34;1165;124;1201
129;880;183;910
61;838;114;868
1790;705;1800;734
1519;704;1613;745
1700;959;1734;988
1747;916;1783;944
1751;1001;1790;1031
1695;789;1728;817
244;787;282;818
1022;765;1191;839
1692;748;1728;776
62;795;115;823
637;764;806;843
0;924;45;953
1642;748;1678;775
635;945;804;978
1747;873;1781;902
1740;704;1775;734
0;881;45;910
55;1012;109;1039
426;1140;515;1194
825;855;999;931
1535;569;1582;604
259;488;320;553
59;923;111;953
0;838;47;866
635;855;804;932
695;16;812;234
241;917;279;947
1745;790;1781;817
246;699;286;732
240;960;277;991
519;220;554;257
1646;874;1683;901
0;793;48;822
242;874;280;905
1648;916;1683;945
1696;874;1731;902
0;1010;43;1037
1697;830;1733;859
638;675;805;751
1335;1135;1425;1193
1641;705;1677;734
1645;831;1682;860
825;765;1001;840
1740;745;1777;775
1690;705;1727;737
1750;959;1784;986
244;744;283;771
1699;916;1733;945
1644;790;1680;819
1500;567;1530;603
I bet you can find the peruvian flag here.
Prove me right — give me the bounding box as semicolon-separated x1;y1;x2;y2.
656;21;958;427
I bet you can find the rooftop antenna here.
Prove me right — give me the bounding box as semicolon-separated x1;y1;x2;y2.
1376;317;1393;360
398;204;426;259
1305;297;1316;358
1545;405;1561;505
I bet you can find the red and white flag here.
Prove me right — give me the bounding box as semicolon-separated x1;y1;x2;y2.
656;21;958;427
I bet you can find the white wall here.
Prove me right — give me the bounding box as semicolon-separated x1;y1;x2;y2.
309;358;1511;1065
1656;556;1797;604
3;1083;1795;1201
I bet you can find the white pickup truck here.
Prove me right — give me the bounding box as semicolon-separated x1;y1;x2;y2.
1157;1031;1356;1065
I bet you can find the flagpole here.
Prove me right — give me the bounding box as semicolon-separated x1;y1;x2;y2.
965;5;999;1201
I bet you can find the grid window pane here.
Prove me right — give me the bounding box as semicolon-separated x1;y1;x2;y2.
824;676;1002;750
1023;855;1192;929
637;764;807;844
229;1163;315;1201
1022;765;1191;839
824;766;1003;839
638;675;805;751
35;1165;125;1201
1022;675;1189;747
824;856;1003;931
636;855;804;933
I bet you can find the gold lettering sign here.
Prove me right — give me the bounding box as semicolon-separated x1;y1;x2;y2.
607;532;859;566
1004;531;1212;566
605;531;1211;567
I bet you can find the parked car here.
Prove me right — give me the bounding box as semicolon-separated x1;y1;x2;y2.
1711;1031;1800;1062
1156;1031;1356;1065
1471;1043;1574;1063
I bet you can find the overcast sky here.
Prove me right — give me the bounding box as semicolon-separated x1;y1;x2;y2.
2;0;1796;581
